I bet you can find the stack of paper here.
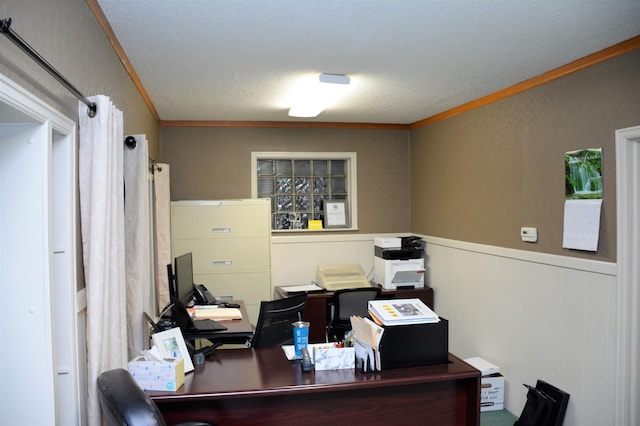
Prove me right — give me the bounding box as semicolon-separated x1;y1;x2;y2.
368;298;439;326
279;283;324;293
193;307;242;321
463;357;500;375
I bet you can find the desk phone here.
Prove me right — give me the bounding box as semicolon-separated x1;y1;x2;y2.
194;284;217;305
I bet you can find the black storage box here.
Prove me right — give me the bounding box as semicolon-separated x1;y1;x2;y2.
378;318;449;369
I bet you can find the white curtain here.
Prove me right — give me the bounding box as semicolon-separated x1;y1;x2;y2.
153;163;172;312
79;96;127;426
124;134;152;359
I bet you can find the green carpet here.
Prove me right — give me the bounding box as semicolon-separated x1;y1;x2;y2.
480;409;518;426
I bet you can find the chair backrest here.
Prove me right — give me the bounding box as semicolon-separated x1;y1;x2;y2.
333;287;382;321
97;368;167;426
251;293;307;348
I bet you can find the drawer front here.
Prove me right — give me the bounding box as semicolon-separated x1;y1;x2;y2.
196;272;271;325
173;238;270;273
172;202;270;239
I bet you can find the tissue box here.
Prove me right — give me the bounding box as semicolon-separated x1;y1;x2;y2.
481;373;504;411
128;356;185;391
313;347;355;370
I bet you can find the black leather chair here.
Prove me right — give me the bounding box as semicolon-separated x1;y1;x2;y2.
326;287;382;341
97;368;215;426
250;293;307;348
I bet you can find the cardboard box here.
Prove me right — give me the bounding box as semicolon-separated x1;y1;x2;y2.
481;373;504;411
128;356;185;391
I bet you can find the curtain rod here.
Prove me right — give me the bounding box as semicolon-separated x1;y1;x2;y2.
124;136;161;173
0;18;97;118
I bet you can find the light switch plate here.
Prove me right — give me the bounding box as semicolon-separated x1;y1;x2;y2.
521;227;538;242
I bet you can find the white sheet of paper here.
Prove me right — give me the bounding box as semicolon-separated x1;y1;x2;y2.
326;202;346;226
562;199;602;251
279;284;324;293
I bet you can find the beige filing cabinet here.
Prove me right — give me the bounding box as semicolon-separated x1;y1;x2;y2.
171;199;271;325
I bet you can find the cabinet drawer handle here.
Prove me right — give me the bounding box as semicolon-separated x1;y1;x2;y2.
212;227;232;233
212;260;232;267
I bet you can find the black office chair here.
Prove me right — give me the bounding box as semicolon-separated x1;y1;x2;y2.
250;293;307;348
326;287;382;342
97;368;215;426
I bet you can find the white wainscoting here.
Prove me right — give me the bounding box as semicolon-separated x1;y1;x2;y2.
270;233;394;295
271;233;618;425
424;236;617;426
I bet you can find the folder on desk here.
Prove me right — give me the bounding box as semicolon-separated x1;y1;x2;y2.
351;316;384;372
193;307;242;321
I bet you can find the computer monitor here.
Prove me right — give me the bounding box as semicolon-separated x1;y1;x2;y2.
174;252;195;306
166;263;176;301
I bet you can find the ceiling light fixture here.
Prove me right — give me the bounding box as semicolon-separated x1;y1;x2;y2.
288;73;351;118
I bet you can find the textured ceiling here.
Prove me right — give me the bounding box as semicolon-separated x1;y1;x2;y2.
95;0;640;124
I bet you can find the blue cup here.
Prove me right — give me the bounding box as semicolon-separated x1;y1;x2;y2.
292;321;310;357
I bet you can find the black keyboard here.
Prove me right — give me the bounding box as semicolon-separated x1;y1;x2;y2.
191;319;227;332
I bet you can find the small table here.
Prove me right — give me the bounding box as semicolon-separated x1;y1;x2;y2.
149;347;480;426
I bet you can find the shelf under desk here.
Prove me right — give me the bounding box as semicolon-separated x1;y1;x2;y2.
149;346;480;426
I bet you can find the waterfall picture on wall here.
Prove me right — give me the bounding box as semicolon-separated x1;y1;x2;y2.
564;148;602;200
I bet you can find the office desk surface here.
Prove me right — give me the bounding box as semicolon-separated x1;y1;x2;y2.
150;347;480;426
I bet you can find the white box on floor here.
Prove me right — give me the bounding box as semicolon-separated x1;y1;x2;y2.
481;373;504;411
464;357;504;412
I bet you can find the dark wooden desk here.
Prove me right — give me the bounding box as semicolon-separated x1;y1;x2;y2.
276;286;434;342
150;347;479;426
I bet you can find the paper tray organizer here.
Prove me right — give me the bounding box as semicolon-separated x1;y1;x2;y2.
357;318;449;371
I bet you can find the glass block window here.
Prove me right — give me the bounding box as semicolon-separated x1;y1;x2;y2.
251;152;357;231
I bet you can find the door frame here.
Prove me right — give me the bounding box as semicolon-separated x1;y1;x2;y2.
615;124;640;425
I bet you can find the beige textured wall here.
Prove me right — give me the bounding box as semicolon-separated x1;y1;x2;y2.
410;50;640;262
1;0;159;294
0;0;159;157
159;126;411;233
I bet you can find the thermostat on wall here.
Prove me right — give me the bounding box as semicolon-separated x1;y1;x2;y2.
521;227;538;243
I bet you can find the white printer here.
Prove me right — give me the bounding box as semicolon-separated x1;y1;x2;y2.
374;236;425;290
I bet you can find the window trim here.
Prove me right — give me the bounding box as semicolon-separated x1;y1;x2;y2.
251;151;358;232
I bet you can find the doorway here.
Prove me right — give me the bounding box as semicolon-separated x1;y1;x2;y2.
0;73;83;425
